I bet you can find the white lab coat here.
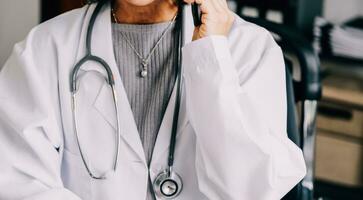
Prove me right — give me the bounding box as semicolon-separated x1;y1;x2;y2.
0;3;306;200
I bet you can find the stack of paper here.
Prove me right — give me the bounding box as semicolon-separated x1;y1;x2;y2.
314;17;363;60
330;23;363;60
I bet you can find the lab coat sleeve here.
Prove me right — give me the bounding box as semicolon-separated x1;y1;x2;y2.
0;41;81;200
182;35;306;199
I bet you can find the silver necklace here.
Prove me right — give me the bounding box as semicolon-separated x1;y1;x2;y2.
112;8;178;78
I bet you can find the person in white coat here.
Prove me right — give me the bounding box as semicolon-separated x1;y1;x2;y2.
0;0;306;199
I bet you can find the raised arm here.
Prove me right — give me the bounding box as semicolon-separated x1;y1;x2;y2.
182;34;306;199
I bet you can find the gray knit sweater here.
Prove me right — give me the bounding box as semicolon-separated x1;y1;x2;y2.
112;21;178;200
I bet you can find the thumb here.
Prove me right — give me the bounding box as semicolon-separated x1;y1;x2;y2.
192;26;201;41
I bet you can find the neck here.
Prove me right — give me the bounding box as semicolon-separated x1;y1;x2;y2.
113;0;178;24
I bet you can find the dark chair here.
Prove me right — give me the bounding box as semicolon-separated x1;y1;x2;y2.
234;0;290;21
241;16;322;200
232;0;324;37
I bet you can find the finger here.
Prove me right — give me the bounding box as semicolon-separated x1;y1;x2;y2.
195;0;214;15
195;0;203;5
201;13;209;24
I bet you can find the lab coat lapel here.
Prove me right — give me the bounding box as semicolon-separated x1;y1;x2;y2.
75;3;146;165
150;5;194;166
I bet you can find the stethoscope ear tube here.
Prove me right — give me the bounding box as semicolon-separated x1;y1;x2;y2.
70;0;120;180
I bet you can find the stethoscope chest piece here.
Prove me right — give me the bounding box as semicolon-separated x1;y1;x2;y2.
153;169;183;199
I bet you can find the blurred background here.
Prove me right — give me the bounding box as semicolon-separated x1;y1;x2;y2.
0;0;362;199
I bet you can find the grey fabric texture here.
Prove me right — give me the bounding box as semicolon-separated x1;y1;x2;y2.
112;21;178;200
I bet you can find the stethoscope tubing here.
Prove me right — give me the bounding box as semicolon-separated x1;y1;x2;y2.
167;2;184;170
70;2;185;194
70;0;120;179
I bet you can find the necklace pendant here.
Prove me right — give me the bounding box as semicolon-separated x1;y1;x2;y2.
140;60;148;78
140;69;148;78
141;60;148;68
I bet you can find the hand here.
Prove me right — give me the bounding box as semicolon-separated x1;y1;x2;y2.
184;0;235;41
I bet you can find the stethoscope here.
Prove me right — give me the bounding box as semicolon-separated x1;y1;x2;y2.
70;0;184;199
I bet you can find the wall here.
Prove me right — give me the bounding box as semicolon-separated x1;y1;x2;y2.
323;0;363;24
0;0;40;67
